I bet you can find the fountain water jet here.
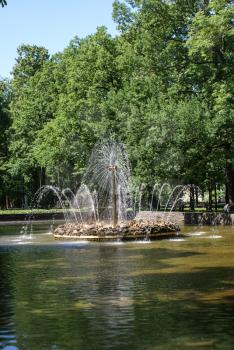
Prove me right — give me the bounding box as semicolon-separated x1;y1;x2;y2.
83;139;131;224
73;184;96;223
150;183;159;213
53;140;180;241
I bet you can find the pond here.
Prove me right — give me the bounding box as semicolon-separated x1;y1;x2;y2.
0;223;234;350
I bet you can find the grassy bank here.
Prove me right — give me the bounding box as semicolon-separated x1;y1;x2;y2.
0;208;74;215
0;207;225;215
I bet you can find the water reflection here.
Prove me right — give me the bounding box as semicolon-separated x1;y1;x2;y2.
0;225;234;349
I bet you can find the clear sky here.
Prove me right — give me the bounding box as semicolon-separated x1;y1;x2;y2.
0;0;118;78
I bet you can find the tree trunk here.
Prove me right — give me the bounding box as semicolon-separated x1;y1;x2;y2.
208;187;212;211
190;186;195;211
225;163;234;203
112;167;118;227
195;187;199;207
5;195;9;209
214;183;217;211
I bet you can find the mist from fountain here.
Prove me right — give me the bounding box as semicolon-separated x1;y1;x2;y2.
22;140;132;237
61;188;79;223
133;185;140;218
22;140;201;239
83;140;132;225
92;190;99;222
138;183;146;215
163;185;186;219
165;185;189;222
156;183;170;213
73;184;96;224
23;179;201;238
36;185;71;222
22;185;71;237
150;183;159;213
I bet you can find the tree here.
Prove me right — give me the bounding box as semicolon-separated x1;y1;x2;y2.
187;0;234;202
0;0;7;7
111;0;209;184
111;0;233;202
0;79;11;208
34;27;121;187
1;0;232;207
8;45;50;202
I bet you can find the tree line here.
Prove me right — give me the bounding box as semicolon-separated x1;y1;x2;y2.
0;0;233;209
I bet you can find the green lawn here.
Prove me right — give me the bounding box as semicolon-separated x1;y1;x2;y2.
0;207;225;215
0;208;76;215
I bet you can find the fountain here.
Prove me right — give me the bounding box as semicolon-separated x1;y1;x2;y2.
52;140;180;241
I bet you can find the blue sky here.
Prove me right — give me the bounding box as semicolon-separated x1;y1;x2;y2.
0;0;118;78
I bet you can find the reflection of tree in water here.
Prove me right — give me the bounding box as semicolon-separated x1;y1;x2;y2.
5;246;136;349
64;245;136;347
2;244;234;350
0;253;17;349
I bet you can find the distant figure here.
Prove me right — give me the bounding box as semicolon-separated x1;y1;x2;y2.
224;203;230;213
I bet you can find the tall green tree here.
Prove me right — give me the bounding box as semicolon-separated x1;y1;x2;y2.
1;0;233;207
187;0;234;201
8;45;50;201
0;0;7;7
34;27;121;187
0;79;11;208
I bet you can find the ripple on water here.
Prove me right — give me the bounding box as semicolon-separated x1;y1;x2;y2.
168;238;186;242
11;238;24;242
59;241;89;247
0;223;234;350
187;231;206;236
135;240;151;244
205;235;222;239
10;238;32;245
104;241;124;246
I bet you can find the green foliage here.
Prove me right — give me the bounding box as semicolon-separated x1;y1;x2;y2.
1;0;233;206
186;0;234;199
0;79;11;206
0;0;7;7
33;27;121;185
112;0;135;32
6;45;51;202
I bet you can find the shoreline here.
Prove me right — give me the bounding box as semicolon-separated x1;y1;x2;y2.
0;211;233;225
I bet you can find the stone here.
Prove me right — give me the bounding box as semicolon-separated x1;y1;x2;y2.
53;219;180;241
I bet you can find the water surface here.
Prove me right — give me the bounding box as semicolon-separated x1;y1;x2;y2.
0;223;234;350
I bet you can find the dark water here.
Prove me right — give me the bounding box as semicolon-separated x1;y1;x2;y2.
0;223;234;350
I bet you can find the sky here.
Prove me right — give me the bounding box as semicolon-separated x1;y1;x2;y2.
0;0;118;78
